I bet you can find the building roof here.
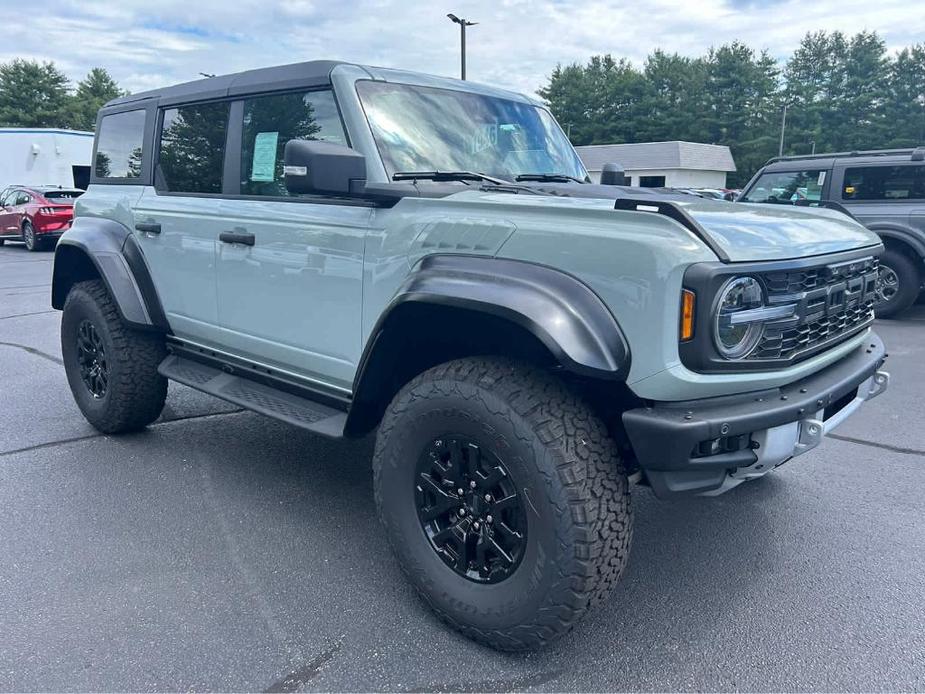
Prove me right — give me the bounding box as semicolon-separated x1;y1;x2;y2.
575;141;736;173
0;128;93;137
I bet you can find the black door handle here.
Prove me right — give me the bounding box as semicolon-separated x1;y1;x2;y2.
219;231;255;246
135;222;161;234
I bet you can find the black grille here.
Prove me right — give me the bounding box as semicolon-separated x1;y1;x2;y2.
748;256;878;362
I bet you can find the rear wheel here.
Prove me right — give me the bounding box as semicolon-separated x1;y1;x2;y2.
61;280;167;433
875;248;921;319
22;221;38;251
373;357;633;650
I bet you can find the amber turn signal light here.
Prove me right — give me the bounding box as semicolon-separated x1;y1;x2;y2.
680;289;695;342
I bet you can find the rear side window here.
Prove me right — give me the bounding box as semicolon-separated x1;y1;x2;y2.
740;170;826;204
842;165;925;201
158;102;229;194
94;110;146;179
240;90;347;197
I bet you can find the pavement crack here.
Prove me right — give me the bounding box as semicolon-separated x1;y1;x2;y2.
0;309;56;321
0;341;63;365
263;643;342;693
828;433;925;458
0;408;247;458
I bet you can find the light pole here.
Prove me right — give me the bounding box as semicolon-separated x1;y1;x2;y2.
447;13;477;80
917;94;925;142
778;103;788;157
810;140;816;155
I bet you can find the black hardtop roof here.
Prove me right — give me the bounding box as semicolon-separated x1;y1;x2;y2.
762;147;925;171
104;59;349;109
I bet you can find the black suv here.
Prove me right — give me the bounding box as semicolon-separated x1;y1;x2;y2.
740;148;925;317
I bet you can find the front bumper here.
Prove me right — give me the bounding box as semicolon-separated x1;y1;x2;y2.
623;332;889;498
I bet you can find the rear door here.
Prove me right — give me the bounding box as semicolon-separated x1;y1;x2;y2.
213;89;369;390
132;101;232;346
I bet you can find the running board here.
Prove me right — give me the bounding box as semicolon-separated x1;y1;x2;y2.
158;354;347;438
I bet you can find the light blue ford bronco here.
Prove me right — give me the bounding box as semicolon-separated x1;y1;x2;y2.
52;61;890;650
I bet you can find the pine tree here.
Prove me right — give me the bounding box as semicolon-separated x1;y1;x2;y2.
0;59;70;127
66;68;125;131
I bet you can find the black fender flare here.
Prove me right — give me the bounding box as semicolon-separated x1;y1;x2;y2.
346;255;631;435
866;223;925;260
51;217;168;331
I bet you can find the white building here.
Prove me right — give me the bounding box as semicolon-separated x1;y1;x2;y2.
575;141;736;189
0;128;94;191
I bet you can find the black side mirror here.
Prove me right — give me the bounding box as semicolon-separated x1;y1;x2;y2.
283;140;367;196
600;162;629;186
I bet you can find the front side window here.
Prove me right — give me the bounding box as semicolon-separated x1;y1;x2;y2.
158;102;228;194
842;165;925;201
356;80;587;181
240;90;347;197
94;110;146;179
740;170;826;204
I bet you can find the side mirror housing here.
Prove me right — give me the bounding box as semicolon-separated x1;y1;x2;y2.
283;140;367;196
600;162;630;186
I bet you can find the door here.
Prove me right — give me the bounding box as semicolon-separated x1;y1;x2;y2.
130;102;232;346
0;188;19;237
214;89;369;390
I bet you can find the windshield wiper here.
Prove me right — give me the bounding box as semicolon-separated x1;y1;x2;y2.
392;170;512;185
514;173;587;184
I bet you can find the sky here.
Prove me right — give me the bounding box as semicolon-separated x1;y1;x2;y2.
1;0;923;97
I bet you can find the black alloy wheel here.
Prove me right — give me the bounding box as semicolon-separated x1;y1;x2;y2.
415;437;527;583
76;319;109;398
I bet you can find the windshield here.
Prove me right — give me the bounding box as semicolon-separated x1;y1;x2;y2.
356;80;587;182
740;170;826;204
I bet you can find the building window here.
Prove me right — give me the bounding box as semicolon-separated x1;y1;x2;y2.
94;110;146;179
639;175;666;188
158;102;229;194
240;90;347;197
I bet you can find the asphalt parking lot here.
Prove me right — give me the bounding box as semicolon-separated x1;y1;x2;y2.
1;241;923;692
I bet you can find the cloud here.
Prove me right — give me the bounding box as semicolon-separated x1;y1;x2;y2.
2;0;923;97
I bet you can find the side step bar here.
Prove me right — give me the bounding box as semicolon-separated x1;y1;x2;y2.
158;354;347;438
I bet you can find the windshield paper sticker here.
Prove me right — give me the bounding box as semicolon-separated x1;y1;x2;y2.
251;132;280;182
817;171;826;186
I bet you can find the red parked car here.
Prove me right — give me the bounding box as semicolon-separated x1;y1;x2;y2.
0;185;83;251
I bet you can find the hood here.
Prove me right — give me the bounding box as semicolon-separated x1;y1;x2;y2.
514;182;881;262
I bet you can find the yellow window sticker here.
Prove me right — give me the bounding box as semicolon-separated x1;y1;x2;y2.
251;132;279;182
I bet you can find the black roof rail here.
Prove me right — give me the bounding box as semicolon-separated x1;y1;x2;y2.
763;147;922;166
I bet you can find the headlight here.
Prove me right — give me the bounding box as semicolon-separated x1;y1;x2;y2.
714;277;764;358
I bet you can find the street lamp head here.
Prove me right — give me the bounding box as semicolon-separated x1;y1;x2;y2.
447;13;477;25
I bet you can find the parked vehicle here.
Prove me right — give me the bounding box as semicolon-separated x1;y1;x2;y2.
740;148;925;317
51;61;889;650
0;185;83;251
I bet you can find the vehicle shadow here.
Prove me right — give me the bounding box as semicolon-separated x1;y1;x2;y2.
163;412;791;687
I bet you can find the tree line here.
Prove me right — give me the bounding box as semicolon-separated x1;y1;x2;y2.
540;31;925;186
0;59;124;132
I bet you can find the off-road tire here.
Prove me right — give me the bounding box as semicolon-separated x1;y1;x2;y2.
875;248;921;319
61;280;167;433
22;221;38;252
373;357;633;651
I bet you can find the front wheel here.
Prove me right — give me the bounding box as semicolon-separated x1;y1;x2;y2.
874;249;921;319
373;357;633;650
61;280;167;433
